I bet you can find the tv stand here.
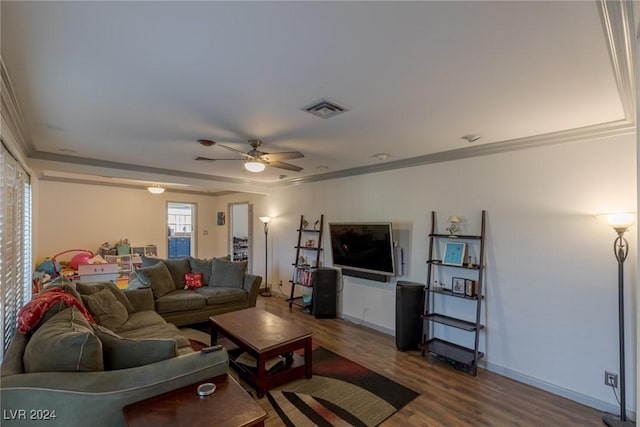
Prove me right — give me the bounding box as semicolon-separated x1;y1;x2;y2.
341;268;388;283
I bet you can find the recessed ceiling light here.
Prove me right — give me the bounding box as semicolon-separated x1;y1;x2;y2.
372;153;389;161
316;166;329;171
462;134;481;143
59;148;77;154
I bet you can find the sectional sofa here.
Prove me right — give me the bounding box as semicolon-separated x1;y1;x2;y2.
0;278;228;427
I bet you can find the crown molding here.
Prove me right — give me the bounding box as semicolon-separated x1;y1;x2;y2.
596;0;636;120
37;174;236;197
28;150;268;187
276;119;636;186
1;57;34;165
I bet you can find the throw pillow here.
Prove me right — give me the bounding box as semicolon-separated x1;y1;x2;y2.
163;257;191;290
76;281;136;314
188;257;212;285
23;306;104;373
141;255;162;267
93;325;177;370
81;289;129;331
135;262;175;298
184;272;203;289
210;258;247;288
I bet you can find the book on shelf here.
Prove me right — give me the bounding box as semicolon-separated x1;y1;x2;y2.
293;267;315;286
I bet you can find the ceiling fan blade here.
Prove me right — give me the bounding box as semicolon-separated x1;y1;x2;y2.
267;161;303;172
217;143;254;159
195;156;241;161
259;151;304;162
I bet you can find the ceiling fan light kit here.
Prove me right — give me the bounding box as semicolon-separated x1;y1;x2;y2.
244;160;266;173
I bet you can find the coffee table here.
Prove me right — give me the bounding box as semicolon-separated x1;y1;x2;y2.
123;373;267;427
210;308;313;398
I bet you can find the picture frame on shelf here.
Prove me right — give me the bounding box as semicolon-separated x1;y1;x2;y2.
465;279;478;297
452;277;466;294
443;242;466;266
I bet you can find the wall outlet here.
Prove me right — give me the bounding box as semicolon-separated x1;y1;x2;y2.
605;371;618;387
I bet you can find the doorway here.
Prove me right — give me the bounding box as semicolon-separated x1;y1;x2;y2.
229;202;252;270
167;202;196;258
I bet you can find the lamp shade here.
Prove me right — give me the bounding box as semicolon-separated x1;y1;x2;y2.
244;160;265;172
597;212;636;230
147;184;165;194
259;216;271;224
447;215;461;223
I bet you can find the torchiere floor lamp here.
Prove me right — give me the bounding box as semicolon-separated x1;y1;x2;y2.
598;212;636;427
259;216;271;297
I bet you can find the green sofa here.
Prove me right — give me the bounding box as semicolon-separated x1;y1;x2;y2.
0;279;228;427
127;256;262;326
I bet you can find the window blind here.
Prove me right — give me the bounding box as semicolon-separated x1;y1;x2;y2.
1;142;32;360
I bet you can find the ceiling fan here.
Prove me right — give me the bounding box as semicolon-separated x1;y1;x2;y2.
196;139;304;172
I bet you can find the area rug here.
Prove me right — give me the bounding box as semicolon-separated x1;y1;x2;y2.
267;347;418;427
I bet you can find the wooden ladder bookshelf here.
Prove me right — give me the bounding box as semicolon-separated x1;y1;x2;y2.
287;214;324;310
420;210;486;376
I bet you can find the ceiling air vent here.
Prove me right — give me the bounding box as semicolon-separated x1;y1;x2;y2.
301;98;349;119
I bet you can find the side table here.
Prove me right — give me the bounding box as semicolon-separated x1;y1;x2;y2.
123;373;267;427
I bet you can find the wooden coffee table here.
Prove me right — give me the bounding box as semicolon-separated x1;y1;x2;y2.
210;308;313;398
123;373;267;427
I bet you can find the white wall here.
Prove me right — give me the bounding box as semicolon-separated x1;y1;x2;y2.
244;133;637;414
35;183;227;260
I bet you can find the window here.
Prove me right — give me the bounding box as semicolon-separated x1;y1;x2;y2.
1;142;32;360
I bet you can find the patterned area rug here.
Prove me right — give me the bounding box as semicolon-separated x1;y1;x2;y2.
267;347;418;427
179;328;419;426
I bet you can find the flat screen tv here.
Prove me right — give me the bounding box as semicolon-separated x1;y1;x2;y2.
329;222;396;277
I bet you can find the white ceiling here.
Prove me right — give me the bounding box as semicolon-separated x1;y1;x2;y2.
1;1;635;194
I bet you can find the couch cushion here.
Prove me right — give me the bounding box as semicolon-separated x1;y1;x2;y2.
114;310;167;333
163;258;191;290
118;323;190;348
209;258;247;288
81;288;129;331
76;281;135;313
93;325;177;370
141;255;162;267
195;287;249;305
189;257;212;285
23;306;103;373
155;290;206;313
135;262;175;298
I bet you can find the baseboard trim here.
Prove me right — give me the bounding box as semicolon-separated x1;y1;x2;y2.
339;313;395;336
479;360;635;419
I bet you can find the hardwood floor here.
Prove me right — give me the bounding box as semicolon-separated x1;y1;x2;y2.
244;295;604;426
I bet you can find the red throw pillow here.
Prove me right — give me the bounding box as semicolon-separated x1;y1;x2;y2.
184;272;203;289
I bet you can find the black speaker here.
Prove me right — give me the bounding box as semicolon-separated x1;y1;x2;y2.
395;281;425;351
312;268;338;319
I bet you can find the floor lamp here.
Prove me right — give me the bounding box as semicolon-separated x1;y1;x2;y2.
259;216;272;297
598;212;636;427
